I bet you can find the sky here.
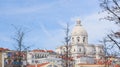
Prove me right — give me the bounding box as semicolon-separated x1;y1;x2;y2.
0;0;118;50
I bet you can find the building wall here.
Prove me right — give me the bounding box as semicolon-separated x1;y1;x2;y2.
42;62;62;67
0;52;6;67
95;45;104;59
56;44;104;58
27;51;62;66
0;52;2;67
75;57;94;64
75;64;109;67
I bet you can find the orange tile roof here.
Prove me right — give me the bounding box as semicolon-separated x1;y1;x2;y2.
32;49;54;53
46;50;54;53
78;63;104;65
32;49;45;52
114;64;120;67
27;64;35;67
37;63;49;67
0;47;9;52
27;63;49;67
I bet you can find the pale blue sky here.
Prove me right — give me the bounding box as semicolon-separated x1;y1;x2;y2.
0;0;118;50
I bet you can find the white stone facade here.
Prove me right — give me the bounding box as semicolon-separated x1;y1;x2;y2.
27;49;62;66
56;19;105;64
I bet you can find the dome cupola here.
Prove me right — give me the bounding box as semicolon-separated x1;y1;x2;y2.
71;19;88;36
71;19;88;45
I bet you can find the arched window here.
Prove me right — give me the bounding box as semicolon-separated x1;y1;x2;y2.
35;54;39;59
74;49;75;52
93;49;96;54
79;48;81;52
38;54;40;58
100;50;102;53
40;54;41;58
77;37;80;42
72;37;74;42
83;37;85;42
42;55;44;58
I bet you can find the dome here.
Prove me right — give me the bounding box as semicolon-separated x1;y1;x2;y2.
71;19;88;36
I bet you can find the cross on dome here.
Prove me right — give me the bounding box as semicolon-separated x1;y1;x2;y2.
76;19;82;26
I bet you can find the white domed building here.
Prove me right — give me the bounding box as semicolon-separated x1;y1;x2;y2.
56;19;105;65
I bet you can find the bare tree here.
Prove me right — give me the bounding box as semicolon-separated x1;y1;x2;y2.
64;23;70;67
100;38;114;67
61;23;74;67
100;0;120;24
99;0;120;55
12;26;29;67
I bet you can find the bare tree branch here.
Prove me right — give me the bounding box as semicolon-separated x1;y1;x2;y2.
12;25;30;67
113;0;120;9
107;35;120;50
99;0;120;55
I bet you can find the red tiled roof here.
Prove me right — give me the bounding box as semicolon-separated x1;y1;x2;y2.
114;64;120;67
95;59;112;65
32;49;54;53
46;50;54;53
32;49;45;52
27;63;49;67
37;63;49;67
27;64;34;67
0;47;9;52
78;63;105;65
